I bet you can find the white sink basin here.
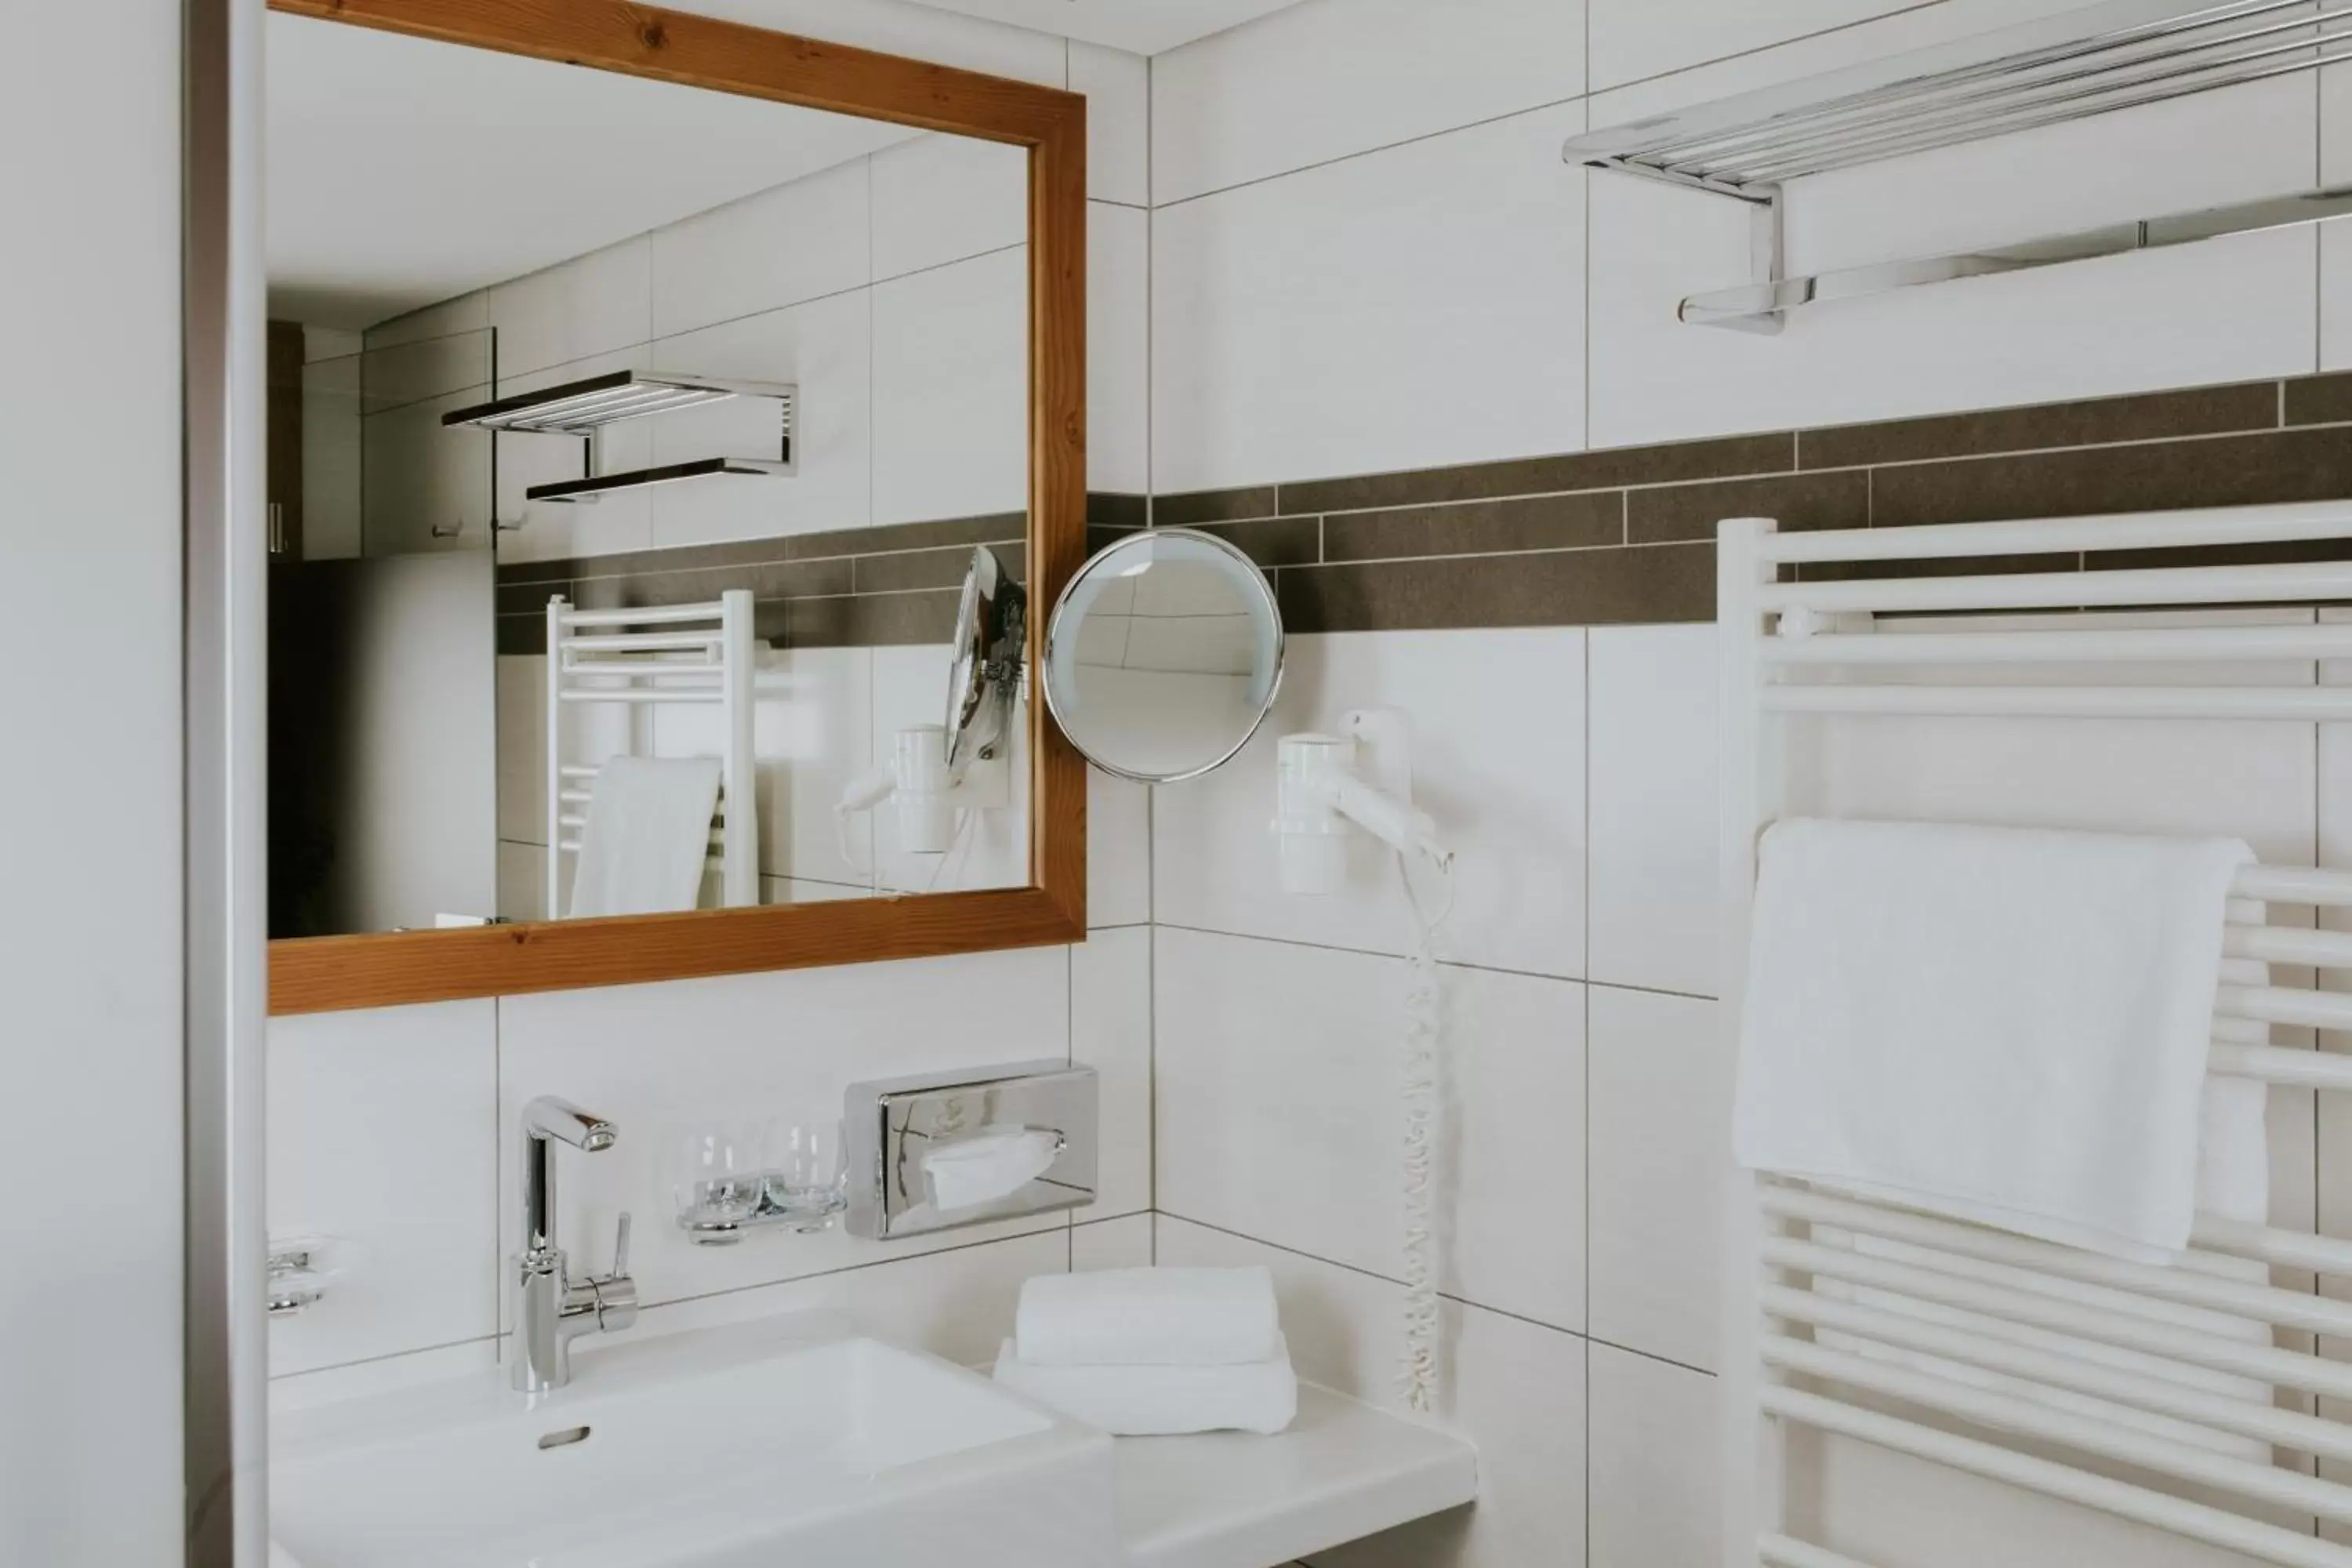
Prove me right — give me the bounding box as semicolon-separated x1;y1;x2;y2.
271;1316;1115;1567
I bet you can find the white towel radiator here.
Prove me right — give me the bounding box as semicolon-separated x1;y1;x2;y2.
1721;500;2352;1568
543;589;759;916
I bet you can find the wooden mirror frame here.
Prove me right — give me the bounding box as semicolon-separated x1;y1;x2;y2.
266;0;1086;1015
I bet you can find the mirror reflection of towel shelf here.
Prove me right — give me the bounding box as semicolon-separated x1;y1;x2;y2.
442;370;797;505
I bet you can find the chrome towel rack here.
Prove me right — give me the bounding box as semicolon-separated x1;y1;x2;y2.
1566;0;2352;332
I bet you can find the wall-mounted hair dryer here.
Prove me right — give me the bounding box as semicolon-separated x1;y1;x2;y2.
1272;708;1451;895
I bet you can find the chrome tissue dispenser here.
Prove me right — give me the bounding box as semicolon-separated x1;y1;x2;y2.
844;1060;1098;1241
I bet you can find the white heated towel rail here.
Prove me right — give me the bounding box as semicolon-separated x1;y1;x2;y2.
544;589;758;916
1721;498;2352;1568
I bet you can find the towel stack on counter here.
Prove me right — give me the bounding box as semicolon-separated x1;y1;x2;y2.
993;1266;1298;1436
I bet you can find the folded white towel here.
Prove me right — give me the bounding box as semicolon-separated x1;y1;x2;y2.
269;1544;303;1568
993;1337;1298;1436
568;755;724;918
1733;818;2256;1262
1014;1266;1279;1367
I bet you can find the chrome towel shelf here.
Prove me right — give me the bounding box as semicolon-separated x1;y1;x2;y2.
442;370;793;434
1566;0;2352;331
446;370;797;503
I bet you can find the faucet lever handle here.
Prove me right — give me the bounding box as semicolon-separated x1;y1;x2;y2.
610;1211;633;1279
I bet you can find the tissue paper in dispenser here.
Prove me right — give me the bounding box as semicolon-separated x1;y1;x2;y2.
924;1124;1062;1212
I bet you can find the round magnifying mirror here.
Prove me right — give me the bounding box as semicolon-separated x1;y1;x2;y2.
1041;528;1284;783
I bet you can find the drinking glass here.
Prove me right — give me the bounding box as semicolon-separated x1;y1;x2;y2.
673;1122;766;1227
764;1118;848;1231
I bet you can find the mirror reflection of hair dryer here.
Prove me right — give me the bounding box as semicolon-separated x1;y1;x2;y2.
837;546;1024;862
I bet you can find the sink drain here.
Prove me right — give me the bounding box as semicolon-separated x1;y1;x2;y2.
537;1425;592;1450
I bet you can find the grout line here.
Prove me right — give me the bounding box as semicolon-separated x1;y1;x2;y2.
1153;920;1719;1000
1589;0;1952;100
270;1334;500;1385
1154;90;1593;212
1163;1211;1675;1352
1581;630;1595;1555
628;1221;1073;1319
1584;0;1595;1548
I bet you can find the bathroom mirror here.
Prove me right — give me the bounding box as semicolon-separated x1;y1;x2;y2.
1041;529;1285;783
263;0;1087;1013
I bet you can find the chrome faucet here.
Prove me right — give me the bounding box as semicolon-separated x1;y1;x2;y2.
513;1095;637;1394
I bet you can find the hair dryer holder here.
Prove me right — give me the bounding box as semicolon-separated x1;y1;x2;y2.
1274;708;1450;895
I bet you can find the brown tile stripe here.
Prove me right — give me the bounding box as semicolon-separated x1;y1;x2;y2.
1147;370;2352;628
495;504;1094;654
493;366;2352;646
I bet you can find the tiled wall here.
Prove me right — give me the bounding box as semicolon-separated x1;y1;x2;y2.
1140;2;2352;1566
269;3;2352;1566
267;15;1158;1403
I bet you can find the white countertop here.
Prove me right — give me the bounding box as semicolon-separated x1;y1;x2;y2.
1116;1383;1479;1568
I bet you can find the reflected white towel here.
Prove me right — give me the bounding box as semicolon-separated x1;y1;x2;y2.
269;1544;303;1568
1014;1266;1279;1367
993;1337;1297;1436
568;756;724;918
1732;818;2256;1262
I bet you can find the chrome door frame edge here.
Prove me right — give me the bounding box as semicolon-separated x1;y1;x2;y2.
183;0;269;1563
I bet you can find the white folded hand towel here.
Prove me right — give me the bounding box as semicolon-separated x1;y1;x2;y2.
568;755;724;918
1733;818;2256;1262
1014;1266;1279;1367
993;1336;1298;1436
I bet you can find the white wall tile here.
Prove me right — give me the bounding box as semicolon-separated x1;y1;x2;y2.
1089;766;1151;928
649;289;873;546
1152;629;1586;979
1089;201;1151;496
267;1000;498;1376
1586;1344;1719;1568
1588;625;1717;998
1587;985;1721;1373
2324;63;2352;372
872;245;1029;524
489;237;653;380
1152;103;1585;495
495;946;1070;1316
365;289;488;350
604;1227;1070;1374
651;156;872;340
1156;928;1585;1331
871;133;1028;282
1073;926;1150;1220
1072;1214;1153;1272
1588;78;2318;448
1157;1217;1588;1568
1070;42;1149;208
1150;0;1585;205
1589;0;1921;93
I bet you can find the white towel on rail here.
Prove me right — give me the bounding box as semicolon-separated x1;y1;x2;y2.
1732;817;2257;1263
568;755;724;918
